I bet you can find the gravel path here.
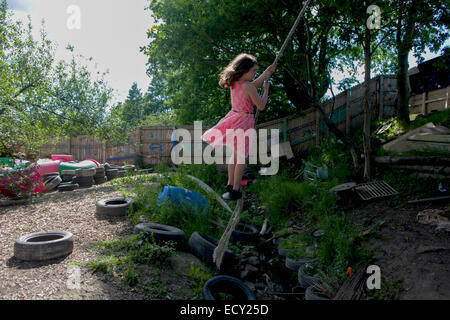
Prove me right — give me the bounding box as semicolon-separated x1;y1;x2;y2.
0;184;146;300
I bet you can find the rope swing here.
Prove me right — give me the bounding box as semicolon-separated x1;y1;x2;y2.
213;0;312;270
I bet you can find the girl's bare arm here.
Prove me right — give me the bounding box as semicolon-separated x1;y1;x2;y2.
244;82;269;111
252;64;276;88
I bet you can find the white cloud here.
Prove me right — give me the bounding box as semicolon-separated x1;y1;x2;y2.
8;0;154;106
6;0;32;12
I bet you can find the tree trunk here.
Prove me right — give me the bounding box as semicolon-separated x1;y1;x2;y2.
363;22;372;181
397;51;411;123
395;0;417;124
304;18;360;169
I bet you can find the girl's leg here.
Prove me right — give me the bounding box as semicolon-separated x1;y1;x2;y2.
227;162;235;186
227;149;236;186
233;149;245;191
233;163;245;191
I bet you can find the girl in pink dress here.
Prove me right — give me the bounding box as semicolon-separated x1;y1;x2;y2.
202;53;276;200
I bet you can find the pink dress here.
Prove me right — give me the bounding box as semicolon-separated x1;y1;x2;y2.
202;80;255;155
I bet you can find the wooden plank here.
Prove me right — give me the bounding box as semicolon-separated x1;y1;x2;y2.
333;267;368;300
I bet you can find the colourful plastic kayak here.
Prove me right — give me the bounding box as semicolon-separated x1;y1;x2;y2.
57;160;98;174
36;159;62;176
51;154;74;162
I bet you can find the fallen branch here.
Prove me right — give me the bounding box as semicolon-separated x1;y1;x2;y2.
374;156;450;166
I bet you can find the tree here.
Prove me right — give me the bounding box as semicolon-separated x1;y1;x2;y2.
390;0;448;124
0;0;115;157
142;0;341;125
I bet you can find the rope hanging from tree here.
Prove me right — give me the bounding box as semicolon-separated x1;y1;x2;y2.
212;0;312;270
254;0;312;125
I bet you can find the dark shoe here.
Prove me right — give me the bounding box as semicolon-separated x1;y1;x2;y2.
225;185;233;193
222;189;242;201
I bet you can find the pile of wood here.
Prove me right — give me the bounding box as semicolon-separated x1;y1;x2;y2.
375;156;450;179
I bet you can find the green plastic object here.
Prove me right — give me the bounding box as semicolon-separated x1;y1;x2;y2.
57;160;97;174
0;157;14;168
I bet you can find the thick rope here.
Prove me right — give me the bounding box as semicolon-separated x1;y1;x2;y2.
254;0;311;125
213;197;243;268
213;0;311;270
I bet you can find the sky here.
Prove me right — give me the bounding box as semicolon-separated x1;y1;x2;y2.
7;0;154;106
6;0;449;104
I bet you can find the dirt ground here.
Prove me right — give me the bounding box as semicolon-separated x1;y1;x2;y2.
0;184;204;300
1;181;449;300
349;199;450;300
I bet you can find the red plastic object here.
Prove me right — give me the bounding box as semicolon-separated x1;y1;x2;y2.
37;160;61;175
51;154;73;162
85;159;100;167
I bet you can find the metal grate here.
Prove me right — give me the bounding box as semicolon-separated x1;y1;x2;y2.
354;180;399;201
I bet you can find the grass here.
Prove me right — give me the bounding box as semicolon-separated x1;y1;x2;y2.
87;233;176;287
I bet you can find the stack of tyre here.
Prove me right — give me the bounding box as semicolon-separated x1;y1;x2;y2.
93;166;107;185
73;168;96;188
103;163;135;181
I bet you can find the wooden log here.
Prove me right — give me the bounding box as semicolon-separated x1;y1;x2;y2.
410;172;450;180
408;195;450;204
386;165;450;174
333;267;368;300
374;156;450;166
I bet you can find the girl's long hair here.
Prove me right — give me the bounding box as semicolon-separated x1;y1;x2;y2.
219;53;258;88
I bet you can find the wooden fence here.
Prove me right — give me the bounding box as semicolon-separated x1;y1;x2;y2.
38;75;449;166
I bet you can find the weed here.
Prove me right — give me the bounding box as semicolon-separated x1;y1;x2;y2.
87;233;175;286
187;263;213;299
369;278;403;300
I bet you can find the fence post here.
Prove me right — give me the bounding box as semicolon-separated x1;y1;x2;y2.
421;91;427;115
446;85;449;109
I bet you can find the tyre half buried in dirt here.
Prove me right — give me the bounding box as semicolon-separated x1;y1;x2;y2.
202;275;256;300
133;222;185;244
95;197;136;217
14;231;74;261
188;232;234;270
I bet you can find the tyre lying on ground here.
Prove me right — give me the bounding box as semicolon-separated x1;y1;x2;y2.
73;176;94;188
42;172;59;181
105;169;119;180
95;197;136;217
75;168;96;177
14;231;74;261
202;275;256;300
285;255;318;272
43;175;62;192
94;176;107;185
305;285;330;300
297;263;321;289
57;183;79;192
133;222;185;244
188;232;234;269
230;223;259;243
